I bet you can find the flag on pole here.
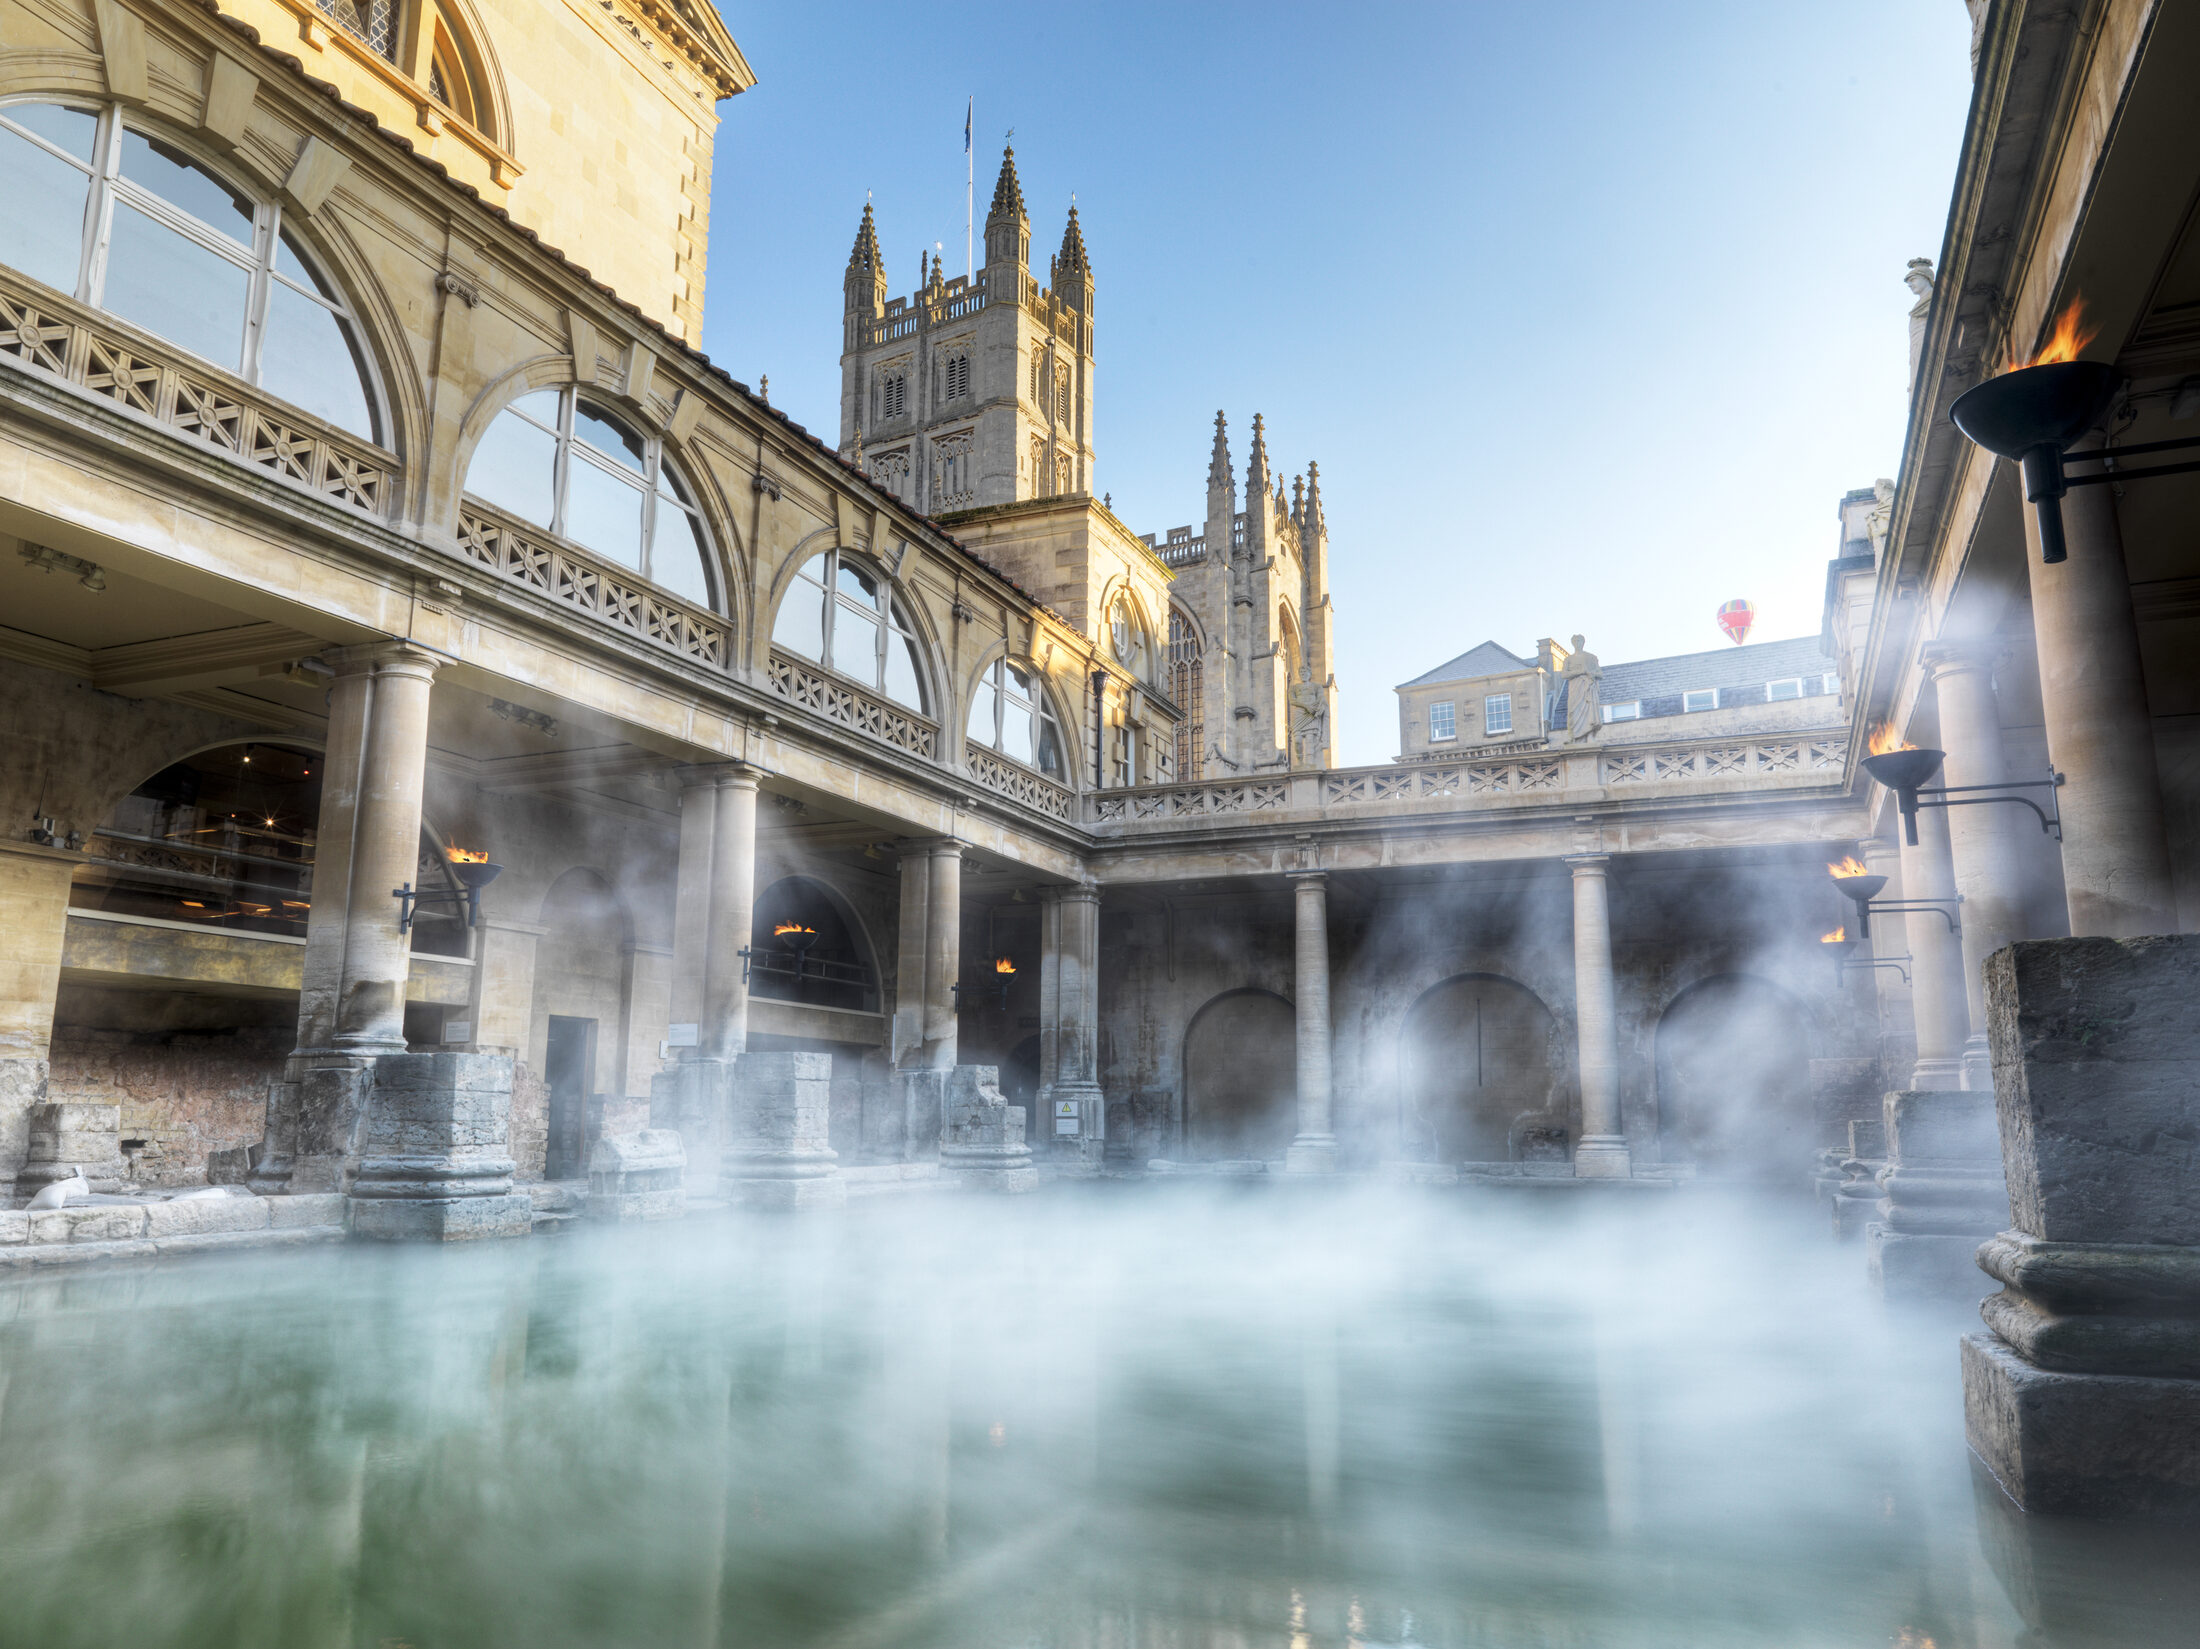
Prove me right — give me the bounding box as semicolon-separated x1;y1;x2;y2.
964;97;972;155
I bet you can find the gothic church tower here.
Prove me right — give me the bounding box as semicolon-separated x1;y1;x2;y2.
838;148;1094;513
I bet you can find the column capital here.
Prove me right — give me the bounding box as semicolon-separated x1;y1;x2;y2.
325;638;446;681
673;760;761;791
1039;883;1101;908
898;835;966;860
1285;869;1328;887
1920;637;2004;679
1564;853;1611;873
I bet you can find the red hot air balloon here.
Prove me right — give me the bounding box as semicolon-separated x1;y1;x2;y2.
1716;599;1756;646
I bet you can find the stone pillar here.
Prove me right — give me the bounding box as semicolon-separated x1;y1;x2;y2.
1925;643;2030;1089
1898;796;1969;1091
701;768;758;1061
1282;871;1337;1173
1962;935;2200;1516
1860;838;1918;1085
256;642;441;1193
584;1128;685;1221
892;844;931;1068
940;1065;1038;1192
922;840;962;1070
1864;1088;2008;1301
0;840;77;1186
723;1050;845;1209
1036;886;1104;1171
1568;855;1630;1179
347;1051;533;1240
2022;444;2177;938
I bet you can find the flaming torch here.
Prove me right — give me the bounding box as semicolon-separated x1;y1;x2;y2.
1828;855;1888;939
1860;724;1946;846
994;957;1017;976
395;846;501;931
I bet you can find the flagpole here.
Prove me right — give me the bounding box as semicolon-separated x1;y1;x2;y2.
964;96;974;282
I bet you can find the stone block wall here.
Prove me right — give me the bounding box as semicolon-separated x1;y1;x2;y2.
46;1025;289;1187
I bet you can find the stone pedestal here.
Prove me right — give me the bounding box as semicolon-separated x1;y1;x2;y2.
873;1068;946;1163
1831;1118;1887;1243
940;1066;1037;1193
585;1129;686;1222
15;1102;127;1197
347;1052;532;1241
724;1052;844;1210
1964;935;2200;1517
651;1057;731;1200
1867;1089;2008;1301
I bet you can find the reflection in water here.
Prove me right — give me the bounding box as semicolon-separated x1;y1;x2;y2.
0;1189;2190;1648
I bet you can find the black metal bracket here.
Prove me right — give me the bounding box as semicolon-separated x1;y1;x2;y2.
1851;896;1963;941
1837;954;1913;988
737;945;753;985
1914;770;2064;840
2061;432;2200;492
393;881;485;934
950;979;1012;1010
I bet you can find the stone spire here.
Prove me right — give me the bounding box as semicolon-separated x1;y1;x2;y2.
1305;460;1325;531
982;146;1030;285
1291;473;1305;527
844;201;885;314
1056;203;1089;278
1246;413;1270;494
1208;410;1231;490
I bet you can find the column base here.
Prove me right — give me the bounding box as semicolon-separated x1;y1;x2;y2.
1282;1133;1338;1174
1572;1136;1632;1179
1866;1223;1992;1302
1960;1036;1995;1092
1907;1056;1966;1091
942;1066;1038;1192
1963;1331;2200;1517
350;1192;533;1242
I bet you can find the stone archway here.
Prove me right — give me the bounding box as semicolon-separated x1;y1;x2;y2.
1400;974;1564;1164
1654;975;1815;1178
1181;989;1297;1161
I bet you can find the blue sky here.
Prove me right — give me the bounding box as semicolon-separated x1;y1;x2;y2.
702;3;1976;766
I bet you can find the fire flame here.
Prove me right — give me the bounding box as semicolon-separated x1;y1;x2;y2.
2007;294;2097;372
994;957;1017;975
773;922;816;937
1828;855;1871;880
447;847;489;864
1867;722;1917;757
1822;926;1848;944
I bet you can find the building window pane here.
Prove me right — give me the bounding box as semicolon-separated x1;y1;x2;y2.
1428;700;1457;741
1683;688;1717;713
1484;694;1513;735
649;500;713;608
574;403;645;472
883;631;924;709
0;119;93;295
1602;701;1640;723
836;604;882;686
466;408;559;528
4;102;98;161
967;669;998;746
118;130;254;248
258;279;375;440
773;568;825;660
564;456;646;568
102;200;251;372
1767;678;1803;701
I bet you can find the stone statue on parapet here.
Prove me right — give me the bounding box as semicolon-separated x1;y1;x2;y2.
1288;665;1328;770
1905;258;1936;395
1561;634;1602;744
1867;477;1895;562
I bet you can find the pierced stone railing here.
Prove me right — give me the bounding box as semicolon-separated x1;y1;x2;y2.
1325;759;1565;805
964;742;1074;821
0;270;394;517
1601;738;1847;785
1091;779;1294;823
765;649;938;760
454;502;727;667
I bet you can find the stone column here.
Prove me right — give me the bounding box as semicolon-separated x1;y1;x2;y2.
922;840;962;1070
1925;643;2030;1089
1859;838;1918;1087
701;768;759;1061
723;1050;845;1209
892;844;931;1069
1568;855;1630;1179
347;1051;532;1240
0;841;78;1186
1036;886;1104;1170
2022;443;2176;938
1964;935;2200;1516
256;642;441;1192
1897;796;1968;1091
1864;1088;2008;1301
1283;871;1337;1173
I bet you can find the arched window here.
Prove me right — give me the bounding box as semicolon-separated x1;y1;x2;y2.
0;101;381;442
772;548;927;711
1030;434;1048;496
938;349;969;405
875;366;906;422
1168;608;1204;782
317;0;398;61
1108;593;1150;682
967;657;1066;778
463;388;716;608
426;4;493;133
1029;346;1044;406
1054;362;1070;426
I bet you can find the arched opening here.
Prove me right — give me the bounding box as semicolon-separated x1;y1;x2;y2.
750;877;878;1014
1107;590;1151;683
462;388;719;608
1654;975;1815;1179
1278;604;1303;684
0;99;384;442
966;655;1067;779
1181;989;1296;1161
1400;974;1565;1164
769;548;929;711
527;868;630;1181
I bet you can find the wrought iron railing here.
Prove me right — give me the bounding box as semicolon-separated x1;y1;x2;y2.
454;502;728;668
0;268;395;517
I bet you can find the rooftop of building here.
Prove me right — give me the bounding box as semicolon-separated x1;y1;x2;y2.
1397;633;1833;699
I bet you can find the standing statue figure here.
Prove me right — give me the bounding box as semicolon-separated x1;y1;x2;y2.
1866;477;1896;563
1905;258;1936;396
1561;634;1602;744
1288;666;1328;770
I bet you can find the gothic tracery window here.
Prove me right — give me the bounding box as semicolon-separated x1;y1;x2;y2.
930;431;973;510
1169;608;1205;782
967;657;1065;778
1054;362;1070;426
876;366;907;422
939;348;970;405
1108;594;1151;682
772;548;928;711
1030;433;1048;497
463;389;717;608
0;100;381;442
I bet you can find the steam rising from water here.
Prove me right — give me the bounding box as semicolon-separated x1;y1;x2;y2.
0;1190;2188;1646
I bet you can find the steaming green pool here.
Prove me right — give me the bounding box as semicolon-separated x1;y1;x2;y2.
0;1188;2188;1648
